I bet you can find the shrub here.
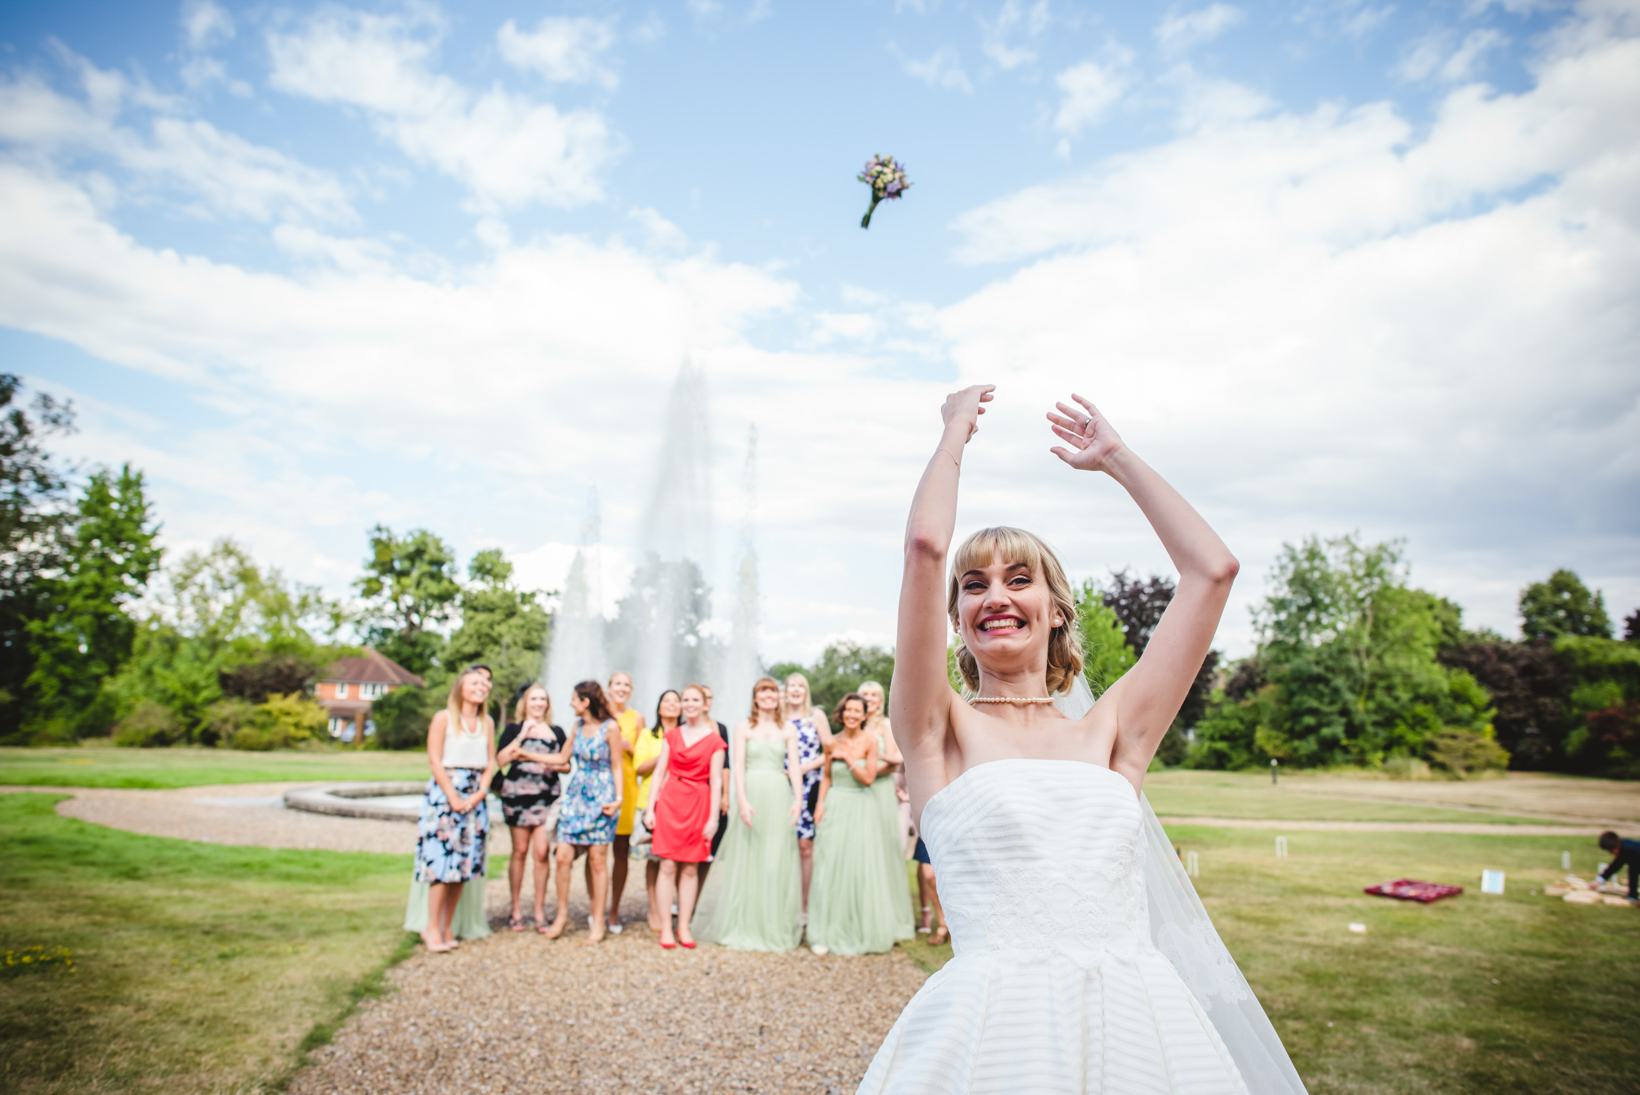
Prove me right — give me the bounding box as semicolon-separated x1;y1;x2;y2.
1428;727;1510;778
230;693;326;751
200;698;256;748
371;685;439;750
218;655;318;704
113;700;183;748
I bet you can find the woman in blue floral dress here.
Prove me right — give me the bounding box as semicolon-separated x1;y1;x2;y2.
781;672;830;918
542;680;625;944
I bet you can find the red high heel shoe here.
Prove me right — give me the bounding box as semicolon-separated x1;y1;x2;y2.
659;938;677;950
678;936;697;949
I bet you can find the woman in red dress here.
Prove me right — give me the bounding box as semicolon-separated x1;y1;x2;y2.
642;684;727;949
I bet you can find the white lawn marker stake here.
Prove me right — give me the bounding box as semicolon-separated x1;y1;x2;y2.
1562;851;1572;871
1275;836;1289;859
1481;870;1506;895
1186;851;1199;878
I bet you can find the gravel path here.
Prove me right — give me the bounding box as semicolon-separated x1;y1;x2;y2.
12;783;929;1093
32;782;418;854
292;926;926;1095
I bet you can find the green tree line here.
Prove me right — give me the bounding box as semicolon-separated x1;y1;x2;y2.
0;377;548;749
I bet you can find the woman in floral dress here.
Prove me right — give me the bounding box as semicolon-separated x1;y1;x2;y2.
541;680;625;945
782;672;830;917
413;668;496;953
497;683;569;931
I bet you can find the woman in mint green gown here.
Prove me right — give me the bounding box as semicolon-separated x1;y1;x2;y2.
807;694;915;955
693;677;805;951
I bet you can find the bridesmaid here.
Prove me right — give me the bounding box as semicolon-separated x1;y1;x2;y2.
643;684;726;949
604;670;646;934
806;692;914;955
782;672;829;916
636;689;679;933
413;668;496;953
496;683;569;931
542;681;625;945
693;677;804;950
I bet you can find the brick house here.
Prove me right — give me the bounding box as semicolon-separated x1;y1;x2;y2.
317;648;424;744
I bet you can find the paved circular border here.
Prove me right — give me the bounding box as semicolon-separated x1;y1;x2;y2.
282;781;426;821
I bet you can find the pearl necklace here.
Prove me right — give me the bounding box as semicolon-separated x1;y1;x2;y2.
969;696;1056;705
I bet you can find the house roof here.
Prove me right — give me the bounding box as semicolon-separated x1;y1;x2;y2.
320;647;425;688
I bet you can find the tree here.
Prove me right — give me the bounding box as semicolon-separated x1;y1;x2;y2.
1076;579;1136;695
25;465;161;739
353;526;460;675
1083;572;1217;765
1625;609;1639;644
0;376;75;740
442;548;551;717
104;539;340;742
1102;570;1174;654
1520;569;1612;641
1438;637;1576;769
1192;534;1494;769
769;640;896;717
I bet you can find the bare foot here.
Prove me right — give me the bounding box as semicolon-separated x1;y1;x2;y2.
648;915;664;932
583;918;607;946
539;917;568;939
929;926;949;946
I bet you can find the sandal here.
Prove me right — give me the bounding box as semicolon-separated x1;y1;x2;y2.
507;914;528;932
929;926;949;946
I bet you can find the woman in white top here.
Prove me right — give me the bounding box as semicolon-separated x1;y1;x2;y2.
414;668;497;954
860;386;1307;1094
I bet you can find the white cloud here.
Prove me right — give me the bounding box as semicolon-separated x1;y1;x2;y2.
0;62;351;224
266;8;616;210
981;0;1051;70
941;8;1640;643
1053;60;1126;135
1399;28;1509;82
497;16;619;88
897;45;974;92
181;0;233;51
1156;4;1244;53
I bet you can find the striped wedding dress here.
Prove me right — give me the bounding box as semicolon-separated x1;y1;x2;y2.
858;759;1249;1094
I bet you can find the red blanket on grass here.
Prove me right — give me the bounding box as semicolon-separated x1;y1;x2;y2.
1364;879;1464;903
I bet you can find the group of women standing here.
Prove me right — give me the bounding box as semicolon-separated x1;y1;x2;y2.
410;666;938;956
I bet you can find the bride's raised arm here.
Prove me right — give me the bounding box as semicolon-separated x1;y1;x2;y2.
891;385;995;777
1047;394;1239;783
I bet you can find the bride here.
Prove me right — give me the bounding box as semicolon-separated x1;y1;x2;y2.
859;385;1307;1095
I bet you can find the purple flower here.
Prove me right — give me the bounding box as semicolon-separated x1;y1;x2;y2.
858;155;911;229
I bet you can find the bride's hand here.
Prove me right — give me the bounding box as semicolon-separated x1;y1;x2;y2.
942;385;996;443
1048;394;1125;472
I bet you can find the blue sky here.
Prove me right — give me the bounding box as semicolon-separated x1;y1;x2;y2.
2;0;1636;668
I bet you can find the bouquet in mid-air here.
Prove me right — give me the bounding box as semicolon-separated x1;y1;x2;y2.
858;155;911;229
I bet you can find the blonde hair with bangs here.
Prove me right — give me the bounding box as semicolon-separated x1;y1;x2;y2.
749;676;782;722
947;526;1084;696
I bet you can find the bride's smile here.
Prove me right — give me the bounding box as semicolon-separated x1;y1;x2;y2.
959;561;1060;661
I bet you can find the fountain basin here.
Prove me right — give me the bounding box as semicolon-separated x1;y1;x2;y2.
283;781;427;821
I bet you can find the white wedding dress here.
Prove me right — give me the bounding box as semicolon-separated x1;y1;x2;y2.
858;758;1305;1094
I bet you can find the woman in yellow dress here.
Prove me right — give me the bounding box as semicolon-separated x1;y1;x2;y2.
635;689;677;933
603;670;645;933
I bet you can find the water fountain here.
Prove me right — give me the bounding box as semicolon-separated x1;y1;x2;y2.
542;362;763;718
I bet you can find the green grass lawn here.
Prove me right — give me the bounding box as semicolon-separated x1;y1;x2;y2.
0;746;429;789
0;793;413;1094
904;826;1639;1095
1143;771;1555;825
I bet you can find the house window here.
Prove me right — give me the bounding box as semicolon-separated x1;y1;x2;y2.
360;682;385;700
336;682;349;699
327;717;349;738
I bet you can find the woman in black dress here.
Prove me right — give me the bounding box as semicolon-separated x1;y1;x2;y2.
497;682;570;930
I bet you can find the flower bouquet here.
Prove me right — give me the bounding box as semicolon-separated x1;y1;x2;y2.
858;154;911;229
